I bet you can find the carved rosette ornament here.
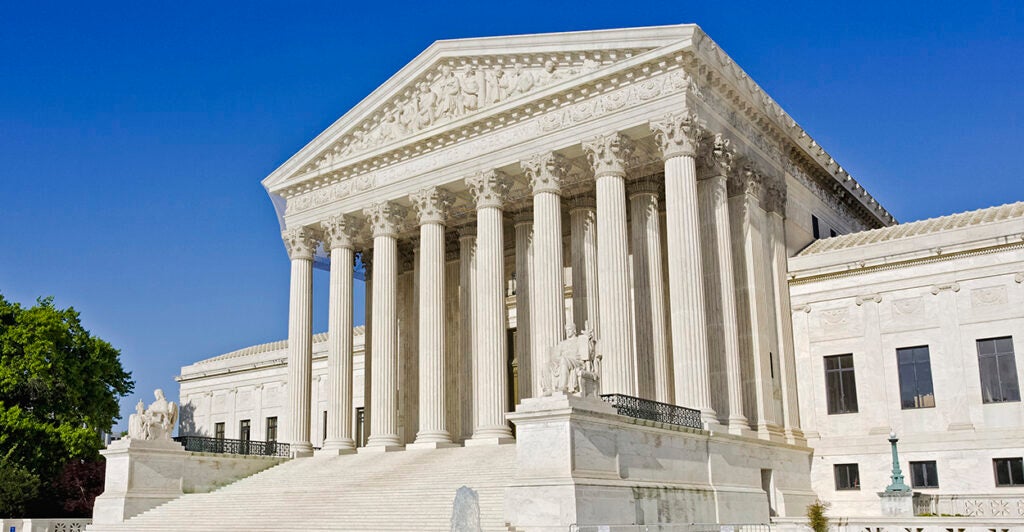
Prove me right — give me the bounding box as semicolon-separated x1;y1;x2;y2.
581;132;635;178
362;201;408;238
409;186;455;226
521;152;569;196
699;133;736;179
321;214;361;250
465;169;513;210
650;110;706;160
282;226;319;261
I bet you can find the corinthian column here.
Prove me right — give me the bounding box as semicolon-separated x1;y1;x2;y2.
650;111;716;423
465;169;515;445
698;135;748;434
282;226;317;457
628;178;672;403
522;152;569;397
409;186;456;448
582;132;637;396
320;215;360;454
361;201;407;451
569;196;599;336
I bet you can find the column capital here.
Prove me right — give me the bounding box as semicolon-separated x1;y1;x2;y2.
521;152;570;196
650;110;706;160
282;226;318;261
321;214;361;250
627;177;662;199
582;132;634;178
363;201;408;238
409;186;455;226
727;160;764;199
698;133;736;179
466;169;512;210
513;210;533;227
764;176;787;215
458;224;477;239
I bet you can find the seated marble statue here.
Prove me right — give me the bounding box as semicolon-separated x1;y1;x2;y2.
127;389;178;441
548;322;601;397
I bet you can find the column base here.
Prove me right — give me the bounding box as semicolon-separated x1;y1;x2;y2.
290;442;314;458
727;416;753;437
315;446;357;456
784;427;807;446
755;422;787;443
464;436;516;447
357;444;405;453
406;441;461;450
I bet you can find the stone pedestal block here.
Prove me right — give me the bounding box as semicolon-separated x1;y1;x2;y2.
91;438;187;525
879;491;915;517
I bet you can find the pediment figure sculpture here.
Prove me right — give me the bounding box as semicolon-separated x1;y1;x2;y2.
548;322;601;398
127;389;178;441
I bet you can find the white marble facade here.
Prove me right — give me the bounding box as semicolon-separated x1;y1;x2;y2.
790;202;1024;517
171;24;1024;523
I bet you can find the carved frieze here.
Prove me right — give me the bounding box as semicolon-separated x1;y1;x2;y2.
971;286;1007;308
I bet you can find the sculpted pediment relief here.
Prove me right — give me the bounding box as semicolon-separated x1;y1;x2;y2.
290;50;652;180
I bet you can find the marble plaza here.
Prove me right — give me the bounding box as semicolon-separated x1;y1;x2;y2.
89;24;1024;531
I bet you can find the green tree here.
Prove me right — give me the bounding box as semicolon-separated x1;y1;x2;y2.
0;295;134;517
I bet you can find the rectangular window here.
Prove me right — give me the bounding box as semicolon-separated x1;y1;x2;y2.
323;410;328;441
825;354;858;414
994;458;1024;487
897;346;936;409
265;416;278;442
978;337;1020;403
834;463;860;490
239;419;251;441
910;461;939;488
214;422;225;440
812;215;821;239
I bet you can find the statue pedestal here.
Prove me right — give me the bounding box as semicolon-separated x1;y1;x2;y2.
92;437;187;525
878;490;915;517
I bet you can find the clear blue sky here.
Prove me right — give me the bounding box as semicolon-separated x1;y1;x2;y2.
1;1;1021;431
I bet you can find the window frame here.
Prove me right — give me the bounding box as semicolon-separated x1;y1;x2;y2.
910;460;939;489
265;416;278;442
994;457;1024;487
896;345;936;409
824;354;859;415
214;422;225;440
834;463;860;491
977;337;1021;404
239;419;251;441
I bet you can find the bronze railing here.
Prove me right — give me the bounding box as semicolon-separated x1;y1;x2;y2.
599;393;703;429
173;435;290;457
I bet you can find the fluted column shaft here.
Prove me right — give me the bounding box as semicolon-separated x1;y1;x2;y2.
282;227;316;456
457;229;477;442
708;175;748;431
513;215;534;401
465;170;513;444
768;207;804;444
414;222;450;443
367;234;400;447
323;245;355;450
570;199;600;336
628;181;672;403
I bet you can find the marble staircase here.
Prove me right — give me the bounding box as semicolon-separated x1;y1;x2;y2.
87;444;517;531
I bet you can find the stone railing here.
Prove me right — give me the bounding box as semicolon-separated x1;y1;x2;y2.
600;393;703;429
774;516;1024;532
173;435;290;457
913;492;1024;518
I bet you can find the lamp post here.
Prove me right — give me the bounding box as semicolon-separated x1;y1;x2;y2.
885;431;911;493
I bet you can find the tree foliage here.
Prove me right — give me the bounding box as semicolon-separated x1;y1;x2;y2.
807;499;830;532
0;294;134;517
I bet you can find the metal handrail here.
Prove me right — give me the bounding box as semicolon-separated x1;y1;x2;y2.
599;393;703;429
173;435;290;457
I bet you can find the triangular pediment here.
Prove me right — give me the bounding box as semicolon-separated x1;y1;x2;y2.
262;25;696;193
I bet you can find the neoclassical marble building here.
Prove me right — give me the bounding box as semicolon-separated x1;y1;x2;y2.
167;24;1023;527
